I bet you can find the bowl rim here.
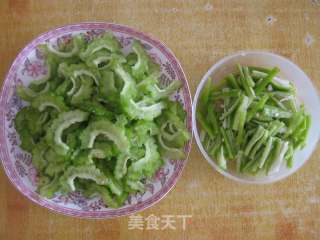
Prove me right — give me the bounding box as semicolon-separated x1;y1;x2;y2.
192;50;320;184
0;22;193;218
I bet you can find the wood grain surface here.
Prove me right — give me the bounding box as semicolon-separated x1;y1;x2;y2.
0;1;319;239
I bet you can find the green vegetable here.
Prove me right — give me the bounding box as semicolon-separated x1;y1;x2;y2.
197;111;214;138
125;99;166;120
80;119;129;150
127;137;162;180
255;67;280;94
78;181;123;208
226;74;240;89
211;89;241;99
244;126;265;156
208;106;220;135
262;105;292;119
48;35;85;58
131;40;150;79
197;64;311;176
156;102;190;159
38;174;61;198
267;120;286;136
258;136;274;169
237;64;255;98
58;62;100;86
268;140;289;174
220;127;234;159
220;98;240;120
243;66;255;87
85;50;112;69
60;165;108;192
140;78;182;100
32;141;49;171
32;93;69;112
14;32;190;208
79;32;121;61
114;153;130;180
217;146;227;170
249;130;269;160
232;95;250;146
98;70;118;103
46;110;89;155
246;94;269;122
70;75;94;105
17;82;50;101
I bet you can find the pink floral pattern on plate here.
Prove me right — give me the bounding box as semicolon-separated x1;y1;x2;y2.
0;23;192;218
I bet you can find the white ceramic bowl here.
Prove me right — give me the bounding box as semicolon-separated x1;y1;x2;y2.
193;51;320;184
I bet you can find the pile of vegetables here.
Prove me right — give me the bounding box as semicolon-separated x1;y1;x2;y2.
197;64;310;175
14;32;190;208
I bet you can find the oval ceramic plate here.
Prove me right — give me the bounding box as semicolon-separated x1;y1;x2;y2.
0;23;192;218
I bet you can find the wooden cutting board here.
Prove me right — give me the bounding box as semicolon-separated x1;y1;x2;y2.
0;1;319;239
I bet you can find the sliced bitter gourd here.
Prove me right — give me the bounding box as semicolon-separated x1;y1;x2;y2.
47;35;85;58
32;93;69;112
16;82;50;101
85;49;112;69
58;62;100;86
131;40;149;79
31;141;49;171
70;75;94;105
79;32;121;61
60;165;108;192
127;137;162;180
80;119;129;151
157;134;185;160
114;153;130;180
46;110;89;155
